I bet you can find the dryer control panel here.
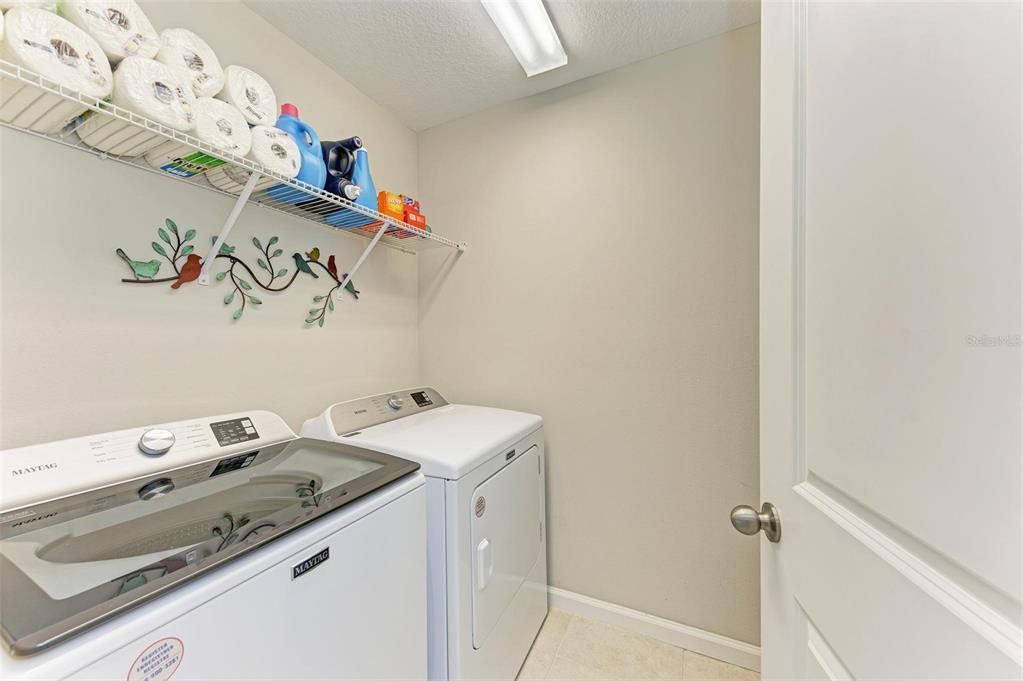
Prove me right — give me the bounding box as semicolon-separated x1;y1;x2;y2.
329;387;448;436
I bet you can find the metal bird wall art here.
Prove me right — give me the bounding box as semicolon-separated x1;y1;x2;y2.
115;218;361;328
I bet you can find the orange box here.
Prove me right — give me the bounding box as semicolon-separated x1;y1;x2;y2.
377;191;404;221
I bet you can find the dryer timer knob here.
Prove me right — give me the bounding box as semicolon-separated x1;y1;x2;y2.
139;428;176;456
387;395;405;410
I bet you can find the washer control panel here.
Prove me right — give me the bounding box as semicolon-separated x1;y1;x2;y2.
329;387;447;435
0;410;296;522
210;417;260;446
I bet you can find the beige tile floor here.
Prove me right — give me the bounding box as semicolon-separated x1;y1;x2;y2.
516;610;759;681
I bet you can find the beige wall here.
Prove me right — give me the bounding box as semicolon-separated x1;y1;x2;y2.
0;1;421;447
418;25;761;644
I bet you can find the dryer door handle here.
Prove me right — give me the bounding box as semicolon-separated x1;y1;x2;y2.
477;538;493;591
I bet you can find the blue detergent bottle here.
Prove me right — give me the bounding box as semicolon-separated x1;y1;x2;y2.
267;103;327;204
323;147;378;228
350;148;377;212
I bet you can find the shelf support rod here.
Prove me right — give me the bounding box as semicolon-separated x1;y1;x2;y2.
336;221;390;301
198;171;262;286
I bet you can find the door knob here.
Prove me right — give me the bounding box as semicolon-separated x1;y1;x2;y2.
730;502;781;543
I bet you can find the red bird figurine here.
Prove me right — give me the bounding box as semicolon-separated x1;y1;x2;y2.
171;254;202;289
327;254;339;280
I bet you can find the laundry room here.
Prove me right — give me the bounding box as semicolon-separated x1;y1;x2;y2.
0;1;1019;681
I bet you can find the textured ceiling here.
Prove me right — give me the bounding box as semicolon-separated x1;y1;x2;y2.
246;1;760;131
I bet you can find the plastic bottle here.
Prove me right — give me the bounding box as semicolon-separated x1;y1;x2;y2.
337;136;363;152
350;148;377;212
320;141;361;201
273;103;326;188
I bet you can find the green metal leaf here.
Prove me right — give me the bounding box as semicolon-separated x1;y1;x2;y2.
328;296;335;312
249;296;263;305
252;237;262;251
151;241;168;257
215;271;228;281
184;229;196;242
257;258;269;271
238;279;252;291
165;218;178;235
218;242;235;255
180;245;194;256
268;236;279;247
318;316;325;328
271;249;283;258
158;228;171;245
224;291;235;305
309;309;319;315
275;269;289;279
313;295;324;302
233;308;244;320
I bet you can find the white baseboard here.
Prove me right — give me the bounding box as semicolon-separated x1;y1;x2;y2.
547;587;761;673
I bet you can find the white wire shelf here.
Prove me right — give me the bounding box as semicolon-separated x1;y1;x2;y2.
0;59;465;255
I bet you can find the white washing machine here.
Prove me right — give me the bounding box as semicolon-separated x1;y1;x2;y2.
0;410;427;680
303;388;548;681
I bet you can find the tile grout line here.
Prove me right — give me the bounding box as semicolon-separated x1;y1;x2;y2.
541;613;576;681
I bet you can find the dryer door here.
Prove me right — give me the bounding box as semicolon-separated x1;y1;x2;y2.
470;445;542;649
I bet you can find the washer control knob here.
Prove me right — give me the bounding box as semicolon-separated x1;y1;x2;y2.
138;428;175;456
138;478;175;501
387;395;405;410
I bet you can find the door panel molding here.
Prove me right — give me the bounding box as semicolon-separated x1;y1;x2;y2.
795;481;1022;664
798;604;854;681
791;0;809;488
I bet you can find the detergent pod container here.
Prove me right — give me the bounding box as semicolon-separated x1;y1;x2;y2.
266;103;327;205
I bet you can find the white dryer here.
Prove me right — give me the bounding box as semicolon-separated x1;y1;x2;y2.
0;411;427;680
303;388;548;681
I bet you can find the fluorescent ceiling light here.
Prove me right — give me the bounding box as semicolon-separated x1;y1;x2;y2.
481;0;568;77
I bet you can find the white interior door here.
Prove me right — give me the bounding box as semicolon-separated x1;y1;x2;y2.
758;1;1022;679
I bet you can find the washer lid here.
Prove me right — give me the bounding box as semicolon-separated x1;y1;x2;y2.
0;421;420;656
338;405;542;480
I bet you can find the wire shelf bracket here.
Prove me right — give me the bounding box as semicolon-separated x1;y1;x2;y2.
198;170;261;286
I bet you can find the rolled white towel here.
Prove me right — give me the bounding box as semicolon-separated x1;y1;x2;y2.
77;56;196;157
145;96;252;176
155;28;224;98
206;125;299;196
215;64;277;126
0;6;112;133
59;0;158;63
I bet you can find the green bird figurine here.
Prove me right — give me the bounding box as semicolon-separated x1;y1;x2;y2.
342;273;360;300
211;237;235;255
293;253;319;278
116;248;161;280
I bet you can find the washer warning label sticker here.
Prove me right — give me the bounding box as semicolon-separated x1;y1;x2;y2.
127;637;184;681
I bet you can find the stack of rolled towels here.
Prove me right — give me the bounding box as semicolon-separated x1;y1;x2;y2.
0;5;113;133
0;0;300;188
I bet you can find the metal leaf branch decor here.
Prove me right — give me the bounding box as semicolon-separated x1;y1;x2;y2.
116;218;360;327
